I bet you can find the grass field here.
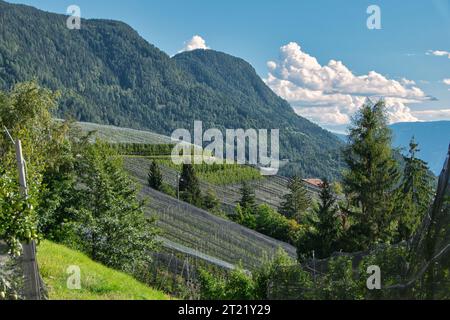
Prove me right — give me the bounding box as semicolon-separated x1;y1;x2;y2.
37;241;170;300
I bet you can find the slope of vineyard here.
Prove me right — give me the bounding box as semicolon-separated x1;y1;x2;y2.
124;156;321;213
138;184;297;270
71;121;306;270
74;121;173;144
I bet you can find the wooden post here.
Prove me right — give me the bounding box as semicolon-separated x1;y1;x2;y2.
15;140;28;197
15;140;41;300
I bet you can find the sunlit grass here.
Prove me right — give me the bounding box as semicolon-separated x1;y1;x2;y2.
37;241;170;300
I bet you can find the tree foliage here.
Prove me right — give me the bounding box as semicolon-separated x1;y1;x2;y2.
198;249;295;300
239;182;256;212
0;81;59;254
279;176;311;224
148;160;163;191
306;179;342;259
342;100;400;249
179;163;202;206
394;138;434;241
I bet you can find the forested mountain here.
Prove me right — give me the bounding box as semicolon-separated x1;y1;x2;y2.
0;0;343;178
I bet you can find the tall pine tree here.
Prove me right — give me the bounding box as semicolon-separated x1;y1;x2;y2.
314;179;342;258
148;160;163;191
279;176;311;224
343;100;400;249
239;181;256;212
395;138;434;241
179;163;202;206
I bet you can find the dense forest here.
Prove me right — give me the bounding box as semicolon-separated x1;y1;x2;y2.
0;0;342;179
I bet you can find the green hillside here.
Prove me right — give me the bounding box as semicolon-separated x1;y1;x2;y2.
37;241;170;300
0;0;343;179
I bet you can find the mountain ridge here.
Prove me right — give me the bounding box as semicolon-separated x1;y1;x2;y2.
0;0;343;178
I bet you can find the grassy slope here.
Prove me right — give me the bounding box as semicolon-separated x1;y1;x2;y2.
37;241;169;300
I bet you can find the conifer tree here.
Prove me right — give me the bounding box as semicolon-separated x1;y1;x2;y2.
70;142;159;272
179;163;202;206
239;181;256;212
279;176;311;224
395;138;434;241
343;100;400;249
314;179;341;258
147;160;163;191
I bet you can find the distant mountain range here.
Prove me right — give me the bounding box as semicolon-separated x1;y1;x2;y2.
0;0;343;179
334;121;450;175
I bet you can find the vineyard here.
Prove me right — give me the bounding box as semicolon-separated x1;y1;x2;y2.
74;121;174;145
136;181;297;270
74;121;308;270
124;156;321;213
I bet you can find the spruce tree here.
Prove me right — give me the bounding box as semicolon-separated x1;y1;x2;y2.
69;142;159;272
314;178;341;258
343;100;400;249
179;163;202;206
395;138;434;241
239;181;256;212
279;176;311;224
147;160;163;191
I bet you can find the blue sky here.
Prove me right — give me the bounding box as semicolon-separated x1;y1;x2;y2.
6;0;450;132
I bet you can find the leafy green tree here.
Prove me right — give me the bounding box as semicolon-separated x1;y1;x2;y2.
202;188;220;212
198;266;255;300
36;124;78;241
0;82;59;254
179;163;202;206
279;176;311;224
343;100;400;249
234;204;257;229
253;248;296;299
239;181;256;212
198;249;296;300
395;138;434;241
147;160;163;191
318;256;362;300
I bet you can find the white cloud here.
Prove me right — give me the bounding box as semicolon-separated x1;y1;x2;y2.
401;78;416;86
180;35;210;52
265;42;433;126
412;109;450;121
443;79;450;85
427;50;450;59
